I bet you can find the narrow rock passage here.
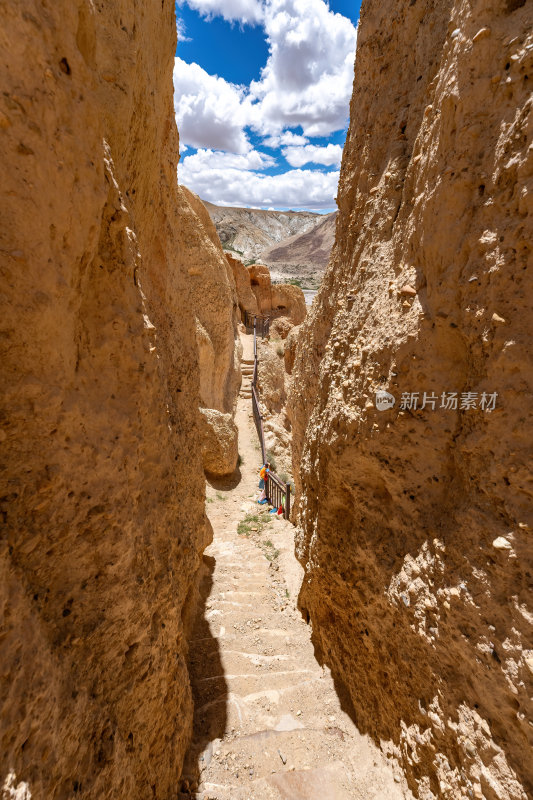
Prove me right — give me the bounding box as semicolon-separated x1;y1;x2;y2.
182;334;412;800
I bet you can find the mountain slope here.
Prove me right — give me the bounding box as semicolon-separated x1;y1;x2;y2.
261;211;337;284
204;201;320;260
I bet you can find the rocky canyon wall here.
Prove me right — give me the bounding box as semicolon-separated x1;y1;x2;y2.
178;187;241;478
290;1;532;799
0;2;212;798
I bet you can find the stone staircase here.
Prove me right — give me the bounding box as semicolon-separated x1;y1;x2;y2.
240;357;255;400
181;400;413;800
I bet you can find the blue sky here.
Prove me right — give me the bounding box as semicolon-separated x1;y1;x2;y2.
174;0;362;211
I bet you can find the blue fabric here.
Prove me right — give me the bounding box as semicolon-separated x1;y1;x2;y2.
259;478;265;489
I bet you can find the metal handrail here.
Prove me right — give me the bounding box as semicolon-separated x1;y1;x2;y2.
247;315;291;520
251;384;266;464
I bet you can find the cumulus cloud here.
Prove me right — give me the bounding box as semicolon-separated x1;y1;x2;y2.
177;0;263;24
263;130;308;148
248;0;357;137
179;153;339;210
173;0;355;208
176;16;191;42
180;148;276;171
173;58;251;153
174;0;356;143
282;143;342;167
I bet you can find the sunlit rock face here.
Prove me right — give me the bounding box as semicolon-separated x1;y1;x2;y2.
289;1;533;798
0;1;210;797
180;186;242;417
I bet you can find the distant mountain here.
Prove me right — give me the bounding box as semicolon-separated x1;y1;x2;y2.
260;212;337;286
203;201;320;261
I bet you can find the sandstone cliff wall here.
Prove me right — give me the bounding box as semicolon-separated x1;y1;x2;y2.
226;253;259;317
0;2;209;797
180;187;241;417
290;2;532;799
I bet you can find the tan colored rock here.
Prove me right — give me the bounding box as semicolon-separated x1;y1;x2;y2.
199;408;239;477
290;2;533;799
226;253;259;316
271;283;306;325
179;187;241;414
270;317;293;340
0;2;210;798
248;264;273;314
284;325;301;374
257;340;287;415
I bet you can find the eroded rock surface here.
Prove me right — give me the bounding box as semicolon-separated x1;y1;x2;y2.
226;253;259;317
179;187;241;416
0;2;208;797
247;264;306;326
290;2;533;799
199;408;239;477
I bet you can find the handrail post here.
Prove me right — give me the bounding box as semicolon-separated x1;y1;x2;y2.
285;483;291;520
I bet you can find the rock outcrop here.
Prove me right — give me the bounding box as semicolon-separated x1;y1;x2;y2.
271;284;306;327
247;264;306;326
228;255;307;330
0;2;211;798
179;186;241;417
226;253;259;317
198;409;239;477
290;2;533;799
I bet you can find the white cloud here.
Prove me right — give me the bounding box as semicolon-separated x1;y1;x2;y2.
179;152;339;210
177;0;263;24
263;130;309;148
248;0;357;137
180;148;276;171
176;16;191;41
282;143;342;167
173;58;251;153
173;0;355;208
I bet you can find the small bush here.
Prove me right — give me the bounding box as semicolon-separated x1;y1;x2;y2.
261;539;280;561
237;512;271;537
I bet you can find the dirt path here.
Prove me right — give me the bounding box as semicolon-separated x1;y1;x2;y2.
182;335;412;800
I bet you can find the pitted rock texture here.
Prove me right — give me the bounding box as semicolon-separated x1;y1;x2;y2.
0;2;208;798
180;187;241;415
290;2;533;799
226;253;259;317
271;284;306;327
199;408;239;477
248;264;307;325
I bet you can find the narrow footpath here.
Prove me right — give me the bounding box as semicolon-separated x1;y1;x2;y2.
182;334;412;800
